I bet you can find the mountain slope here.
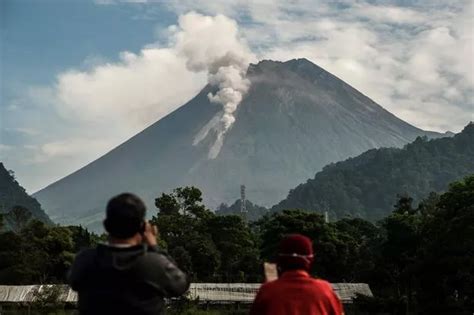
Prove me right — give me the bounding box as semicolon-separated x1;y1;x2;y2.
0;163;51;226
34;58;443;230
273;123;473;220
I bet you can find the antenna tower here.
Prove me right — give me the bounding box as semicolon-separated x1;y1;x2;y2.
240;185;247;221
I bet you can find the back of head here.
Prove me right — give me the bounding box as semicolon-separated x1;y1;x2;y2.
278;234;314;272
103;193;146;239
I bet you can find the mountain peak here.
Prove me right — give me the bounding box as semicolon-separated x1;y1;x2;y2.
247;58;338;89
249;58;325;73
461;121;474;135
284;57;318;67
35;58;442;231
252;57;314;67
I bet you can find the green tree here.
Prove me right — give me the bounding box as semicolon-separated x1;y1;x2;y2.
0;220;75;284
207;215;261;282
152;187;220;281
393;195;416;215
152;186;262;282
333;218;380;282
6;205;33;232
417;175;474;313
155;187;210;219
378;200;421;313
68;225;101;252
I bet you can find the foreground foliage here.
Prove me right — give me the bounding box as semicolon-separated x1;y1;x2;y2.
0;176;472;314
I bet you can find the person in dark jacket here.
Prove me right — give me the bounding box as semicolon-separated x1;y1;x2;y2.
250;234;344;315
68;193;189;315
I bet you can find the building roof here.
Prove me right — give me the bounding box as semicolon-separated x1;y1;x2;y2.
0;283;373;304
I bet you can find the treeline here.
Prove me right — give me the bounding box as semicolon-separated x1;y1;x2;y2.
0;176;473;314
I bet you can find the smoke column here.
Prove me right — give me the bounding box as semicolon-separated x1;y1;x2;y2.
173;12;255;159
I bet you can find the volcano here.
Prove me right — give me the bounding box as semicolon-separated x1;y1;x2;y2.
34;58;443;230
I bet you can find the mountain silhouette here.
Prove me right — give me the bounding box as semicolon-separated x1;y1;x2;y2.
34;58;445;230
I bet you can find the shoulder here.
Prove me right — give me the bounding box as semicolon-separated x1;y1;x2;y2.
311;279;343;310
71;248;98;271
68;248;98;289
256;278;284;295
74;248;97;263
76;248;97;260
307;278;338;295
312;278;333;289
311;279;341;302
141;246;170;262
135;247;178;272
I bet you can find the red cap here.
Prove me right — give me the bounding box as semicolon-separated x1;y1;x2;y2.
278;234;314;271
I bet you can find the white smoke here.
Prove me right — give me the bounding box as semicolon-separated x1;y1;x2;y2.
172;12;256;159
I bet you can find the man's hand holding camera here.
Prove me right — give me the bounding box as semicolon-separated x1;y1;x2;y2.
142;222;158;246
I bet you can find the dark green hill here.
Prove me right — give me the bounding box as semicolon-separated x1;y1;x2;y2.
0;163;51;228
272;123;474;220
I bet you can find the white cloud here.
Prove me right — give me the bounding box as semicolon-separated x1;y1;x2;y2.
27;138;112;164
3;10;254;191
352;3;427;24
4;128;39;136
54;48;205;131
160;0;473;132
41;0;474;138
34;11;256;138
0;144;12;153
4;1;473;192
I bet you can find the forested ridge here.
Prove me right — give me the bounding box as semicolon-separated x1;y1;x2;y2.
273;123;474;220
0;163;51;229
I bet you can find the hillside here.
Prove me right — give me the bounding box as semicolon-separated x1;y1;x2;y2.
0;163;51;227
273;123;473;220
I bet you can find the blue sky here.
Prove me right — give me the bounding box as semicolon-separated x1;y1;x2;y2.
1;0;473;192
1;0;173;99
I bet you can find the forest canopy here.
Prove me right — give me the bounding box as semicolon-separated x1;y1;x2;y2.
1;175;473;313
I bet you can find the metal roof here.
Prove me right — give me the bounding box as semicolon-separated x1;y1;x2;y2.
0;285;76;303
0;283;372;304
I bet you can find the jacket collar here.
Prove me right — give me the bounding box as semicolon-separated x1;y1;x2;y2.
280;269;310;279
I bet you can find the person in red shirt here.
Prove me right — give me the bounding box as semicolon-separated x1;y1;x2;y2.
250;234;344;315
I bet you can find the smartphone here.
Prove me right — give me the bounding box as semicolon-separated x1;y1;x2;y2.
263;262;278;282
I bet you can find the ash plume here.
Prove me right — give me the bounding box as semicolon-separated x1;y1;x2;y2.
173;12;255;159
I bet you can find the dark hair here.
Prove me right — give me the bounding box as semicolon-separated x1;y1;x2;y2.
103;193;146;239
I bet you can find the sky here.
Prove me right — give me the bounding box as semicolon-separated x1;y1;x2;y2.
1;0;473;193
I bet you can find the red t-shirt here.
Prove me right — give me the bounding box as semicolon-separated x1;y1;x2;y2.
250;270;344;315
